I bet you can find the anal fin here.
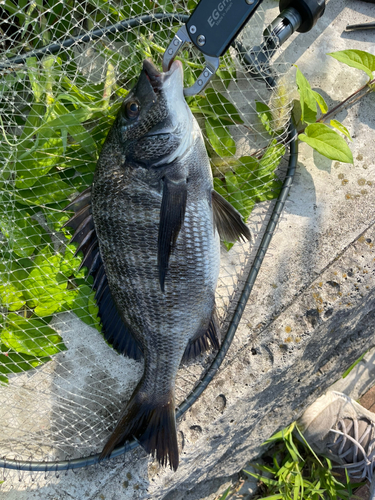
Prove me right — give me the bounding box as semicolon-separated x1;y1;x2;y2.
182;308;220;362
212;189;251;243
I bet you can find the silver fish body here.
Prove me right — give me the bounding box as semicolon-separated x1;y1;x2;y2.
66;59;250;470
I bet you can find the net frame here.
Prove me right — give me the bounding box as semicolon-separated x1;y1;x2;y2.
0;1;298;472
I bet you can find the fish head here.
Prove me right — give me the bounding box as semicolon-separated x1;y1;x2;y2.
117;59;194;166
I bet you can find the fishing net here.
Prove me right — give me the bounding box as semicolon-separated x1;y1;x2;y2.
0;0;297;479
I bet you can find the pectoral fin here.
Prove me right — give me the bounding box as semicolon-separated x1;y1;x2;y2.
212;189;251;243
158;178;187;292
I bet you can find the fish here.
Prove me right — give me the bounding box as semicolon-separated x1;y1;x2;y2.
64;59;250;471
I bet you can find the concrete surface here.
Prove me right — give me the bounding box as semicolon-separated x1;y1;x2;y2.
1;0;375;498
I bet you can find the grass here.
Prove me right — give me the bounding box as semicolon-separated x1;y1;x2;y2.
217;422;366;500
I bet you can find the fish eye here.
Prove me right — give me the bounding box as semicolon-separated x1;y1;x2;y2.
125;101;140;120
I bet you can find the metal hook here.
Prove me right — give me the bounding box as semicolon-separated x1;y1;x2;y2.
162;25;220;96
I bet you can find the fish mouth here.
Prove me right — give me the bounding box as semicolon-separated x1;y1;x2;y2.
141;58;186;141
143;59;183;92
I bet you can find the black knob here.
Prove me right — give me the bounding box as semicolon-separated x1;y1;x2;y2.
279;0;325;33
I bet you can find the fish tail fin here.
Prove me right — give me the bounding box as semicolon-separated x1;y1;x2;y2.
100;388;179;470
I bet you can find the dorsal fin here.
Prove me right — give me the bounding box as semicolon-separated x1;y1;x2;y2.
64;189;143;360
212;189;251;243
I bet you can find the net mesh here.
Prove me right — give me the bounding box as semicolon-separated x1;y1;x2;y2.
0;0;295;469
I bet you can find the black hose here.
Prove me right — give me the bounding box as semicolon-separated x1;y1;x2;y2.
0;12;298;472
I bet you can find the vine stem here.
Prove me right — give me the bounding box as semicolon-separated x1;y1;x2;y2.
317;77;375;123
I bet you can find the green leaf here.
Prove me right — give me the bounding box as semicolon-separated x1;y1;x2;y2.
294;473;301;500
16;174;75;207
217;487;231;500
205;118;236;157
1;0;21;16
216;69;232;89
1;313;66;358
292;99;317;130
0;283;26;311
0;347;45;378
44;209;69;234
212;140;284;231
72;285;100;330
61;76;101;103
224;171;244;214
342;350;367;378
39;107;94;133
295;425;324;466
328;50;375;79
263;423;295;445
204;89;244;124
18;102;45;143
0;258;32;290
60;244;84;278
26;58;43;102
66;123;97;155
312;91;328;114
330;120;352;141
0;210;43;258
213;177;228;198
13;216;43;258
16;136;64;188
258;141;286;176
251;496;283;500
269;75;291;131
295;66;317;124
23;245;78;316
244;471;278;487
256;101;273;134
51;102;97;155
299;123;353;163
250;463;276;475
214;174;254;227
286;432;304;462
285;439;299;463
235;156;260;178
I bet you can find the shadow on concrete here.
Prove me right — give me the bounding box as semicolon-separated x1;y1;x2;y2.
312;149;335;173
341;29;375;43
356;96;375;131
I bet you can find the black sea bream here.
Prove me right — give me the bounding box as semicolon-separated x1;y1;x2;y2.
65;59;250;470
